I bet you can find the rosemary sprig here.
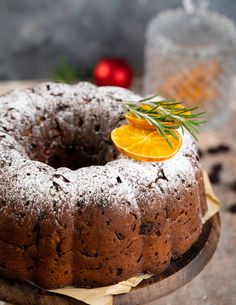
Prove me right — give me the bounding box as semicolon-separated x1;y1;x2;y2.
123;95;206;148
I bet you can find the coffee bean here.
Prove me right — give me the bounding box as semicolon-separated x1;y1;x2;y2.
139;222;153;235
207;144;230;154
209;163;223;185
197;149;204;159
228;203;236;213
209;174;220;184
229;180;236;192
212;163;223;173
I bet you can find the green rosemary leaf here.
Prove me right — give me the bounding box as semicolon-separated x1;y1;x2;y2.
139;94;160;103
157;124;173;149
167;129;179;140
123;95;206;147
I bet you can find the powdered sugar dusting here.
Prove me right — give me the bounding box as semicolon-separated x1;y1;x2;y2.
0;82;200;221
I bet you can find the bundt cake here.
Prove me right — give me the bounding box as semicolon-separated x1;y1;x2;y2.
0;82;207;289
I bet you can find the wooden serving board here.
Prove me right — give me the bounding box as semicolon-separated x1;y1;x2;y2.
0;213;220;305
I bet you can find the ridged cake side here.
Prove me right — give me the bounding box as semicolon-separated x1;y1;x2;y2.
0;82;207;288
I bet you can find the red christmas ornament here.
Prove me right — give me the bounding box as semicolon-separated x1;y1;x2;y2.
93;58;133;88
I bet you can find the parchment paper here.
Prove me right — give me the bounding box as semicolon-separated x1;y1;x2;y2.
48;170;221;305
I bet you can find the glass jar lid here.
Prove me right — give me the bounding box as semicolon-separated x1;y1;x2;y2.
146;6;236;58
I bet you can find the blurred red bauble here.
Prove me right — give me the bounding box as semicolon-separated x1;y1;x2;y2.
93;57;133;88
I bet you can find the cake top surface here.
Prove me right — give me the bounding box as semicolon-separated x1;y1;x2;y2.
0;82;199;220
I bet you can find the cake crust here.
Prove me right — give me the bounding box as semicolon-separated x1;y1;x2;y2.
0;82;207;288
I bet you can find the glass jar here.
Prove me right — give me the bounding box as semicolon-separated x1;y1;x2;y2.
144;0;236;128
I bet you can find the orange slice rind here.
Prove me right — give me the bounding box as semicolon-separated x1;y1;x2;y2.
125;112;155;130
125;103;190;131
111;125;182;162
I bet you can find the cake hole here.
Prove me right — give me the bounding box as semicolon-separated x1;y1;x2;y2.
131;223;136;232
22;244;29;250
64;144;76;155
159;186;165;193
78;118;84;126
155;169;168;183
95;124;100;132
82;145;97;156
15;212;26;219
80;250;98;258
39;211;47;220
27;266;34;271
24;201;30;207
56;244;62;256
115;232;126;240
116;176;122;183
52;201;57;211
39;116;45;122
95;266;102;271
116;268;123;276
129;212;137;220
139;222;153;235
137;255;143;263
27;120;118;170
0;263;6;269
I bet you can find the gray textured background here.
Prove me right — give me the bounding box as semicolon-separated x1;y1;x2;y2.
0;0;236;79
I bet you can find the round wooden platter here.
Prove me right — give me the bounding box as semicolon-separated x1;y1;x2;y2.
0;213;220;305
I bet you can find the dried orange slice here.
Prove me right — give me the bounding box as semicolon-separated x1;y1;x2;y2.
125;112;155;130
125;103;190;130
111;125;182;162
